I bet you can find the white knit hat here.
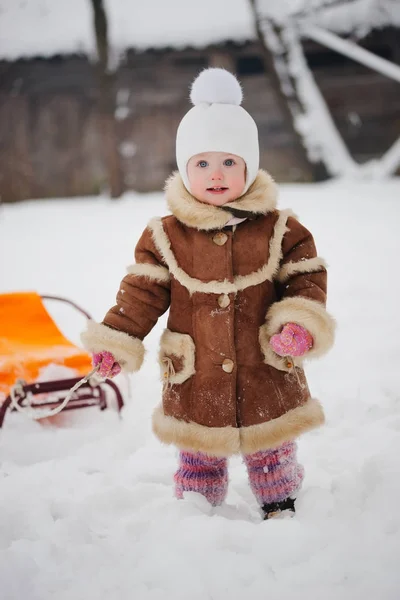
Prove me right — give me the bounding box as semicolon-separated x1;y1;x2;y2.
176;68;260;195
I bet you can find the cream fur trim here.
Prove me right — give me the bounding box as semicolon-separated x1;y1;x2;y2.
152;404;240;457
148;210;294;295
239;398;325;454
126;262;170;283
159;329;195;385
165;169;278;231
152;398;324;457
277;257;327;284
265;297;336;361
80;320;145;372
234;209;293;291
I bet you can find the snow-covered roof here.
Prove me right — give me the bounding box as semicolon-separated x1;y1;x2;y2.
1;0;399;61
0;0;96;60
0;0;255;61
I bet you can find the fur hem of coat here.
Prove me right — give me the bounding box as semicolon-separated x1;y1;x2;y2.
152;398;324;457
80;320;145;372
239;398;325;454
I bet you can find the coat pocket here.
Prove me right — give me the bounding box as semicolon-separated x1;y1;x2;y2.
159;329;196;386
259;323;291;372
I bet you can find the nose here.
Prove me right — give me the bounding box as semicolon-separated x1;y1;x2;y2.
211;169;223;180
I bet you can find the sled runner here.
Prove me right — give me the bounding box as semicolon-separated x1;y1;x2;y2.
0;292;124;427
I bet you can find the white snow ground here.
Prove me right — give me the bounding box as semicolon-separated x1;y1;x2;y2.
1;180;400;600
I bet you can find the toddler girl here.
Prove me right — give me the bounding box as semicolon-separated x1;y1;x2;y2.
82;68;335;520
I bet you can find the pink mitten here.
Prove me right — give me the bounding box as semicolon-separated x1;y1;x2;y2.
270;323;313;357
92;351;122;378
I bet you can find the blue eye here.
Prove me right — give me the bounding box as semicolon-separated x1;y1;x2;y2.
198;160;208;168
224;158;235;166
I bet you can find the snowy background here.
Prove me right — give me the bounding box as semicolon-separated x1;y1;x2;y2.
1;0;400;597
1;179;400;599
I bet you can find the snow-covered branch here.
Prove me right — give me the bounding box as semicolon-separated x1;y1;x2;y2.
255;14;358;177
255;0;400;37
301;24;400;83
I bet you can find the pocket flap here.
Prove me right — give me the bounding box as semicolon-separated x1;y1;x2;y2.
159;329;195;385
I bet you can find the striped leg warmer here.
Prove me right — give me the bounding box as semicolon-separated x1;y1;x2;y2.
174;450;228;506
244;441;304;506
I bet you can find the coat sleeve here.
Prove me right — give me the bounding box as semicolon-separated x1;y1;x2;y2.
266;216;335;360
81;224;171;372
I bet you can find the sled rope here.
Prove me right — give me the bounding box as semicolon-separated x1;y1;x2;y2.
9;366;100;420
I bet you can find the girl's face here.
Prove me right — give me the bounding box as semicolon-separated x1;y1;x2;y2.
186;152;246;206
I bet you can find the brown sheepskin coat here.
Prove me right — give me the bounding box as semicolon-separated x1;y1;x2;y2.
82;170;335;457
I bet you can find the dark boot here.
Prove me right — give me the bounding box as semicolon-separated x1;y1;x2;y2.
261;497;296;520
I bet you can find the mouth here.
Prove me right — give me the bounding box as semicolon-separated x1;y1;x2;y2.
206;186;228;194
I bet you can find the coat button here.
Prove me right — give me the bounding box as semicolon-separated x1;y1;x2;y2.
217;294;230;308
212;232;228;246
222;358;234;373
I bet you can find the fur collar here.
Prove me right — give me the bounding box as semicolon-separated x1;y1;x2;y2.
164;169;278;231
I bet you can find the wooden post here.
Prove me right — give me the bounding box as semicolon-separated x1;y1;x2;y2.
209;50;236;72
91;0;123;197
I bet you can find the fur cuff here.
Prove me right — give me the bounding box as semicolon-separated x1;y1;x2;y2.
80;320;145;372
265;297;336;362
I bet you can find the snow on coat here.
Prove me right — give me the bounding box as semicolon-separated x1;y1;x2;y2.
81;170;335;457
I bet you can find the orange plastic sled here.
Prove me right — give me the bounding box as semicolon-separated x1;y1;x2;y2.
0;292;124;426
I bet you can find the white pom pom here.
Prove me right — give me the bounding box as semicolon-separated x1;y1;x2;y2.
190;68;243;106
